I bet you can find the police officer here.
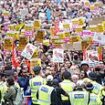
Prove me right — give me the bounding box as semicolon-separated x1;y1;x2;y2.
88;72;103;95
60;71;74;105
38;75;68;105
86;83;102;105
29;66;45;105
69;85;89;105
38;75;54;105
99;80;105;105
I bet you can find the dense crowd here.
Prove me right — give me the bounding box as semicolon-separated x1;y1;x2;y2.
0;0;105;105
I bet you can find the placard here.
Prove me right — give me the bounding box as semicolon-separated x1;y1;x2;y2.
21;43;36;60
53;49;64;63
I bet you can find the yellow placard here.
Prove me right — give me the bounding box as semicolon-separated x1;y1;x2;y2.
17;36;27;51
32;49;39;58
75;27;83;33
57;32;65;39
70;36;81;43
4;38;13;50
88;25;97;32
97;24;104;32
78;18;84;25
65;32;70;37
15;23;25;31
43;40;50;46
36;30;45;42
33;20;41;30
102;21;105;30
82;41;90;50
63;23;70;29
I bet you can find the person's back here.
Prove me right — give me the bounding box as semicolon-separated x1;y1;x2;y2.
51;79;69;105
69;87;89;105
60;71;74;105
86;83;102;105
29;66;45;105
38;84;54;105
3;77;17;105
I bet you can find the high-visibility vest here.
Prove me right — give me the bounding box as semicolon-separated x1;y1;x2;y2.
69;91;89;105
0;82;7;102
88;93;102;105
29;76;45;104
92;81;103;95
60;80;74;101
38;85;54;105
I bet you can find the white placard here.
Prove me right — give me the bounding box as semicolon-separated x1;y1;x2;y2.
21;43;36;60
53;49;64;63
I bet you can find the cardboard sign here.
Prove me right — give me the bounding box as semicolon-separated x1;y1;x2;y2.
53;49;64;63
4;38;13;50
21;43;37;60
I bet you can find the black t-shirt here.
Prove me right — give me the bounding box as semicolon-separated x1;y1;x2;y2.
51;86;67;105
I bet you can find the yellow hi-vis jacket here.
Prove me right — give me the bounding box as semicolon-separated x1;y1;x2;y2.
38;85;54;105
29;75;45;104
69;91;89;105
60;79;74;101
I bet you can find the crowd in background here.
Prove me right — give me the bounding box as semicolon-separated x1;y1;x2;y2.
0;0;105;105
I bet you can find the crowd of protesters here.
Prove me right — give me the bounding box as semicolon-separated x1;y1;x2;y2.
0;0;105;105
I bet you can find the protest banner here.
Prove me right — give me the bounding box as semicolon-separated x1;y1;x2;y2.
21;43;37;60
53;49;64;63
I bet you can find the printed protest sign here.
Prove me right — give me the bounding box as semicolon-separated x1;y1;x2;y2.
53;49;64;63
3;37;13;50
21;43;36;60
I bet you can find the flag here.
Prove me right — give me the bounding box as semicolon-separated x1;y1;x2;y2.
12;44;20;68
54;20;60;35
